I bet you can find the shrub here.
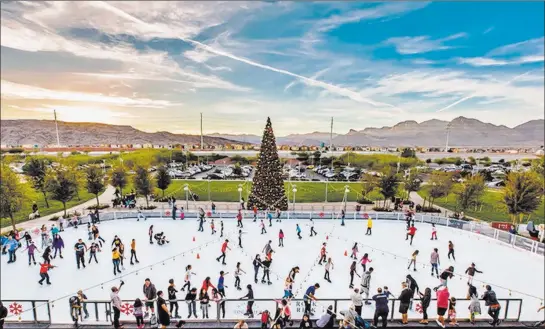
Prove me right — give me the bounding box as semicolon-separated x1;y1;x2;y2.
87;204;110;210
49;215;60;221
372;207;392;212
357;198;374;205
141;205;157;210
420;206;442;213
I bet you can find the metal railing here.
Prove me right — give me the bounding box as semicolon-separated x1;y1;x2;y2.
1;300;51;324
65;209;544;256
59;297;523;325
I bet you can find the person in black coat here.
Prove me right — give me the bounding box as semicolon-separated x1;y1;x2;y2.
0;301;8;328
372;288;389;328
398;282;413;325
418;287;431;324
405;275;419;310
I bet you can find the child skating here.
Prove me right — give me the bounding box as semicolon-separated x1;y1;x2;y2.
210;219;216;235
407;250;419;271
349;260;361;288
431;223;437;240
360;253;372;272
324;257;334;283
296;224;302;239
465;263;483;284
260;220;267;234
309;218;317;237
318;243;327;265
278;229;284;247
235;262;246;290
448;241;455;261
351;242;358;259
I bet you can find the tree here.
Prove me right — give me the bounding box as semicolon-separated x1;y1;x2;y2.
111;166;128;198
296;152;310;163
233;163;243;176
46;167;78;217
134;166;153;207
0;165;29;230
86;166;106;207
155;165;171;197
247;118;288;210
404;170;422;200
425;158;432;164
313;151;321;164
23;157;50;208
427;171;454;207
455;175;485;213
378;170;399;208
361;173;379;201
503;171;542;224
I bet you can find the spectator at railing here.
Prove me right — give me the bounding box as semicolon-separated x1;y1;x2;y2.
0;301;7;328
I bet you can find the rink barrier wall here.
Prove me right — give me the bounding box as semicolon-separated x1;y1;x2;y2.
1;300;51;324
69;209;544;256
3;297;521;325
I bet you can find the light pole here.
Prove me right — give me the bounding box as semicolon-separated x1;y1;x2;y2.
238;184;243;208
207;179;211;203
292;186;297;213
183;184;189;210
343;185;350;212
101;160;106;174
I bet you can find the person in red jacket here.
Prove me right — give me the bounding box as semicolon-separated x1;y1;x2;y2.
216;240;230;265
201;277;216;293
318;243;327;265
406;224;417;245
236;211;243;228
278;229;284;247
436;286;450;328
38;262;55;285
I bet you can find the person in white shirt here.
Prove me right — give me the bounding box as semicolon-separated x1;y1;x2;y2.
110;281;124;329
350;288;363;316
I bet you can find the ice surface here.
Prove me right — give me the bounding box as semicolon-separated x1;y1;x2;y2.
1;217;543;324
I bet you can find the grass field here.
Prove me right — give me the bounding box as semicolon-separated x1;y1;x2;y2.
418;186;545;224
1;186;97;229
123;180;384;203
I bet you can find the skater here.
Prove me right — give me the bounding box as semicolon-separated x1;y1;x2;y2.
137;208;146;221
418;288;431;325
253;206;258;222
52;234;64;259
372;288;389;328
212;288;225;318
143;278;157;319
240;284;255;318
216;239;230;265
262;240;273;255
235;262;246;290
482;285;501;327
252;255;263;284
218;271;228;297
119;243;126;269
261;258;272;285
360;267;373;304
436;286;450;328
149;225;154;244
38;262;55;285
237;210;243;228
351;242;358;259
182;265;195;291
366;217;373;235
180;206;185;220
201;277;216;293
4;236;18;263
237;229;245;248
168;279;180;318
154;232;170;245
112;247;122;275
185;288;198;318
23;241;40;265
434;266;455;290
88;242;100;264
198;215;204;232
210;219;216;235
431;223;437;240
91;225;105;247
74;238;87;269
276;208;281;222
220;220;224;237
407;250;419;271
303;283;319;315
309;219;317;237
278;229;284;247
324;257;334;283
318;243;327;265
111;235;122;249
349;261;361;289
465;263;483;284
134;298;144;329
360;253;372;272
447;241;455;261
406;224;417;245
211;202;216;214
398;282;412;325
172;204;178;220
405;274;419;309
296;224;302;239
430;248;440;278
87;223;93;240
42;246;52;264
260;220;267;234
130;239;139;265
340;209;346;226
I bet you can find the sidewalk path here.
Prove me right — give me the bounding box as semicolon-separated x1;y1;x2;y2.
2;185;117;234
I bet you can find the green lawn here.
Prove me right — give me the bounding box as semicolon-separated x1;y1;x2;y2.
126;180;384;203
1;186;98;229
418;186;545;224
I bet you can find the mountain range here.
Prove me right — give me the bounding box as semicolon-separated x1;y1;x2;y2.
1;117;543;147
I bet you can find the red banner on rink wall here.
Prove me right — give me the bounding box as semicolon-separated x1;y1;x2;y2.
491;222;511;232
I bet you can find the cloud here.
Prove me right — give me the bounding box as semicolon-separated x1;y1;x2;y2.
384;33;467;55
456;37;545;67
483;26;494;35
487;37;544;57
1;80;175;108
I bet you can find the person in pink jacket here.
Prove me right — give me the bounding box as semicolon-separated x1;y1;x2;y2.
360;253;372;272
436;286;450;328
278;229;285;247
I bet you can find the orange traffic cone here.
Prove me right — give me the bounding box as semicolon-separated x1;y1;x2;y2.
344;250;348;256
197;253;200;259
193;236;196;242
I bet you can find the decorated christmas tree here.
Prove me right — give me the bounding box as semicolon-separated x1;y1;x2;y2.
247;117;288;210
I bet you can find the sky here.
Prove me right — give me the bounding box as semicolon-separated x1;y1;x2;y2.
1;1;544;136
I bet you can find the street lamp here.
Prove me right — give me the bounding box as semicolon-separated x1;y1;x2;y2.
237;184;243;203
183;184;189;210
343;185;350;212
207;179;211;203
292;186;297;212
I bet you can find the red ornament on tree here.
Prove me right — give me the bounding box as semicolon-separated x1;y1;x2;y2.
120;303;134;315
9;302;22;315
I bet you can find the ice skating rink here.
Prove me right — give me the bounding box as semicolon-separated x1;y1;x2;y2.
1;217;543;324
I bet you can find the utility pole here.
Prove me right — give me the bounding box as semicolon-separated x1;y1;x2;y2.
200;112;204;150
54;109;61;147
445;124;451;152
330;117;334;170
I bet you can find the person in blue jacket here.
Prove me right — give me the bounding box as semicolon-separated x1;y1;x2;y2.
303;283;320;315
296;224;302;240
372;287;390;328
51;224;59;237
4;236;19;263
